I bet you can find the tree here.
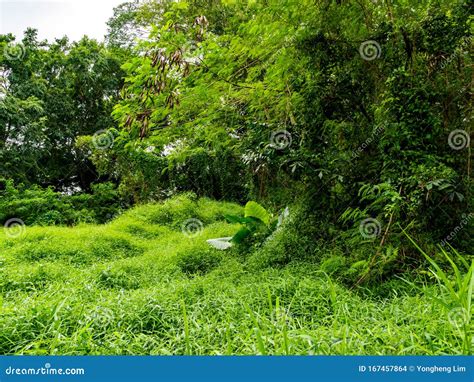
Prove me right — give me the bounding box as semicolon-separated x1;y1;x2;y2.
0;30;127;191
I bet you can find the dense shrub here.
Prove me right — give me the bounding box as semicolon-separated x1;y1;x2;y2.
3;227;144;264
0;179;126;226
115;193;243;230
247;204;323;269
176;248;223;276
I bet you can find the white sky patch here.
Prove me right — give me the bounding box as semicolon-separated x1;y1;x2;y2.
0;0;126;42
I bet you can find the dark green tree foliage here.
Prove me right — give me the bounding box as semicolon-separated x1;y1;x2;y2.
0;179;124;225
87;0;471;256
0;29;126;191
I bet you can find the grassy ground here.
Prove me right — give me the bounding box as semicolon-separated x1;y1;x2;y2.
0;195;469;355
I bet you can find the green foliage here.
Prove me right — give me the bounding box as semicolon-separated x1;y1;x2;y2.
223;201;274;247
0;0;472;357
98;264;142;290
75;0;472;257
0;196;471;355
246;202;322;269
118;193;242;229
402;231;473;354
1;30;126;191
244;201;270;225
5;227;143;264
320;256;348;276
176;248;222;276
0;179;125;225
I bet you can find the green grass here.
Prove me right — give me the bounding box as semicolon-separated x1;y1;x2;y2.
0;195;471;355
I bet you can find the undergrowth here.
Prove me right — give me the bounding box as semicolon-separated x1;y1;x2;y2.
0;195;471;355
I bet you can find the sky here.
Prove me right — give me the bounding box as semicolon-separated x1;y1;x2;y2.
0;0;127;42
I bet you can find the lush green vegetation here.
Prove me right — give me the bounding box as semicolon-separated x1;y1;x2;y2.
0;0;472;355
0;195;471;355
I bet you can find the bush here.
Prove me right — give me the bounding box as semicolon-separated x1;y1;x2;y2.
320;255;347;275
0;179;126;226
247;204;321;269
176;248;222;276
4;227;144;264
116;193;243;231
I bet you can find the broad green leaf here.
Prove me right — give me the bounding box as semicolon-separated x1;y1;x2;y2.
224;214;254;224
232;227;252;243
244;201;269;225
